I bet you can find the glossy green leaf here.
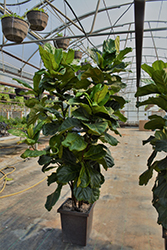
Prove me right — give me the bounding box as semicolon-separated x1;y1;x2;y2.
77;165;90;188
81;67;104;83
137;96;167;111
42;122;60;135
73;184;100;203
88;166;104;188
62;49;74;64
62;133;88;151
94;84;108;104
144;115;166;130
135;84;160;97
47;173;57;186
21;149;46;159
57;165;79;183
116;47;132;61
45;184;62;211
58;117;81;133
84;144;106;160
39;45;59;71
98;149;114;170
83;121;108;135
13;78;33;90
8;129;27;138
152;60;167;70
103;132;119;146
38;155;53;165
103;39;116;54
25;98;39;108
141;63;154;77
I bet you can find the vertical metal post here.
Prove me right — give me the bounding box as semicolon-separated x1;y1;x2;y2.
3;0;6;44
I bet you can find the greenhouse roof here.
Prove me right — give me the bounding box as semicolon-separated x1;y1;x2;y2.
0;0;167;95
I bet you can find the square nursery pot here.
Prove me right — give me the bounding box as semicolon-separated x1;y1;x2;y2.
27;10;48;31
1;16;29;43
54;37;70;50
57;198;95;246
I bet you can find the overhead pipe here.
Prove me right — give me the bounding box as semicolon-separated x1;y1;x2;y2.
1;26;167;48
134;0;146;89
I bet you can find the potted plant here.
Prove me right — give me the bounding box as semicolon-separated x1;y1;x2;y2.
1;13;29;43
26;8;48;31
135;60;167;248
10;38;132;246
54;33;70;50
74;50;82;59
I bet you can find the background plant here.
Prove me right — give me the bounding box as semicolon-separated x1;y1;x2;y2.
135;60;167;230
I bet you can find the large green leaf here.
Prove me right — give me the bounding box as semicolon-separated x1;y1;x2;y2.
72;107;90;121
39;45;59;71
144;115;167;130
152;173;167;228
152;60;167;70
83;121;108;135
93;84;108;104
135;84;160;97
62;132;88;151
88;166;104;188
77;165;90;188
150;130;167;152
157;156;167;171
137;96;167;112
62;49;74;64
57;165;79;183
42;122;60;136
103;39;116;54
38;155;53;165
102;132;119;146
98;149;114;170
84;144;106;160
25;98;39;108
141;63;154;77
21;149;46;159
13;78;33;90
8;129;27;138
81;67;104;83
47;173;57;186
45;184;63;211
139;167;154;186
73;184;100;203
116;47;132;61
58;117;81;133
87;48;102;65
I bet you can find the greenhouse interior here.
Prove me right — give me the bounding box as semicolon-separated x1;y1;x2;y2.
0;0;167;249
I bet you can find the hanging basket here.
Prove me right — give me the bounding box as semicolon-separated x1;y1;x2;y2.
1;16;29;43
74;50;82;59
27;10;48;31
54;37;70;50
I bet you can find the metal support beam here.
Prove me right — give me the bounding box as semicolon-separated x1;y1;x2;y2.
134;0;146;89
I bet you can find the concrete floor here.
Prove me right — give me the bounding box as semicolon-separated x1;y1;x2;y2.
0;128;165;250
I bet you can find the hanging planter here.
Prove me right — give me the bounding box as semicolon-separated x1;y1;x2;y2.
1;15;29;43
54;36;70;50
74;50;82;60
26;9;48;31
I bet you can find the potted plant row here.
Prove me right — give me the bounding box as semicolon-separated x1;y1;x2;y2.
9;38;132;246
1;8;48;43
135;60;167;249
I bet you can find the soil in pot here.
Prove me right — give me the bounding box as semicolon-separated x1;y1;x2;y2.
57;198;95;246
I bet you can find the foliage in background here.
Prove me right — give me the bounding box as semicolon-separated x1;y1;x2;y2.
0;116;26;137
135;60;167;229
11;37;132;211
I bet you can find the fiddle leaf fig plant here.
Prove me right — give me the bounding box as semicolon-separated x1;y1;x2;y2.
135;60;167;229
12;38;132;211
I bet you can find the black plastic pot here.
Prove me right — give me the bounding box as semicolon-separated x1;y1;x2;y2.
162;227;167;250
9;93;15;99
54;37;70;50
27;10;48;31
57;198;95;246
15;88;22;96
1;16;29;43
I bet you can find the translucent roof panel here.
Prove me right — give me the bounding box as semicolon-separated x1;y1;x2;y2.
0;0;166;96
